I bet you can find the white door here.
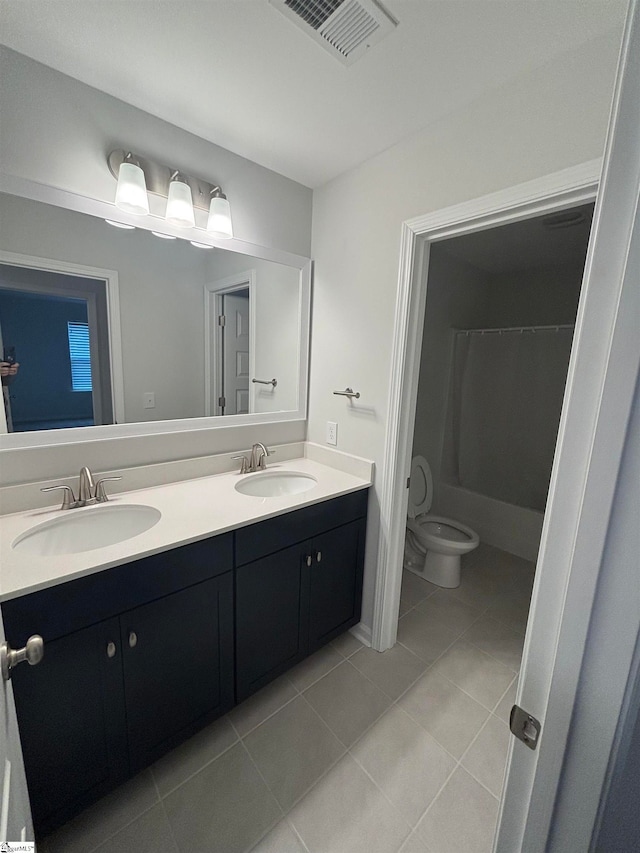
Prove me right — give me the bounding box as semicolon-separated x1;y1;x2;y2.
221;291;250;415
496;2;640;850
0;613;34;845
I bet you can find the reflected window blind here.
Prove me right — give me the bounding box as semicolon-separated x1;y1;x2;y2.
67;322;92;392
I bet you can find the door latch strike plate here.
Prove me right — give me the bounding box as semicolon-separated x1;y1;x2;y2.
510;704;541;750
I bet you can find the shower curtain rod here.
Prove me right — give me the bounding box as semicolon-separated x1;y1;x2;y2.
455;323;575;336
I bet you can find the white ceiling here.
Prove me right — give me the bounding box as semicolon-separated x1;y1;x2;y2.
0;1;627;188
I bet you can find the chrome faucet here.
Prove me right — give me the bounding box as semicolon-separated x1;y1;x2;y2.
231;443;275;474
250;443;273;471
78;467;96;505
41;468;123;510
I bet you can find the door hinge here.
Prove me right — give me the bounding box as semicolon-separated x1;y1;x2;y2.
407;477;410;488
218;396;226;408
510;705;542;750
218;314;226;326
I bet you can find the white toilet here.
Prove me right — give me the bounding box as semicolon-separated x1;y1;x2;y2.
405;456;479;588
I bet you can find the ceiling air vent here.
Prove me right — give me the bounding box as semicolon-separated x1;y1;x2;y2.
270;0;398;66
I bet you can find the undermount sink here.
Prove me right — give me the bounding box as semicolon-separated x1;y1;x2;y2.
234;471;318;498
12;504;162;557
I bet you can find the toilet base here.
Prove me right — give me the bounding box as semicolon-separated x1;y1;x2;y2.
404;550;461;589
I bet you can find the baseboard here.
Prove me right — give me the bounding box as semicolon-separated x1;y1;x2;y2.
349;621;372;648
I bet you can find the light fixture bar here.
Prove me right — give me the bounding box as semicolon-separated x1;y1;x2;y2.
107;149;224;213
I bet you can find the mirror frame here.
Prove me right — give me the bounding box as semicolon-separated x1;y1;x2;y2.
0;176;311;449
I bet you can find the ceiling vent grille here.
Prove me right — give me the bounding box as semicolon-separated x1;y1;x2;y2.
270;0;398;66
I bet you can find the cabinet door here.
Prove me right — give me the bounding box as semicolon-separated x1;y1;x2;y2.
121;573;234;771
11;617;127;835
307;519;366;652
236;544;307;701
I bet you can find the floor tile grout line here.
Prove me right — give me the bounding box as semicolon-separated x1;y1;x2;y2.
248;735;352;849
283;815;312;853
296;672;371;752
410;761;461;840
230;685;301;740
151;729;242;800
491;672;519;718
341;749;417;844
157;792;181;853
428;654;518;713
67;794;162;853
289;653;346;695
454;631;522;676
236;739;287;853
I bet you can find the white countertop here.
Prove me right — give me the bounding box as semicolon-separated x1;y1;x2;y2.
0;457;372;603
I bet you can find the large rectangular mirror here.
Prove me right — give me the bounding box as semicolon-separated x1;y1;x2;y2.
0;191;310;446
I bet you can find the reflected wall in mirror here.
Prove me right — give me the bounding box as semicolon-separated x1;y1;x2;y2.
0;193;305;434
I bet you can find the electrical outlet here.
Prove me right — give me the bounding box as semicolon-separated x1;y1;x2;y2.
326;421;338;446
143;392;155;409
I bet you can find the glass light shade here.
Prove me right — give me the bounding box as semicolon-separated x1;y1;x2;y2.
114;162;149;216
166;180;195;228
190;241;214;249
151;231;176;240
207;195;233;239
105;219;135;230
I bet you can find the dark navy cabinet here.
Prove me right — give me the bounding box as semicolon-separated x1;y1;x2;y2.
235;491;368;701
1;489;368;835
10;617;128;833
3;534;234;834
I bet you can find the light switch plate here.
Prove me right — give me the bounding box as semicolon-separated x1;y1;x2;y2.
143;392;155;409
326;421;338;446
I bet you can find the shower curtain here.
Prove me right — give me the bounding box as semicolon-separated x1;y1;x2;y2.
453;327;573;512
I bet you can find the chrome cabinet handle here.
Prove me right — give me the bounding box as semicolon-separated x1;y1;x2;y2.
106;641;117;659
1;635;44;681
306;555;313;567
316;551;322;563
128;631;138;649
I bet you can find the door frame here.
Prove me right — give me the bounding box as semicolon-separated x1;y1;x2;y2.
0;250;124;431
204;270;256;416
371;158;600;653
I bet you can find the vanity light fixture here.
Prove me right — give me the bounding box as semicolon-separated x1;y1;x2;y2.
151;231;176;240
166;173;196;228
114;155;149;216
190;241;214;249
107;149;233;237
207;189;233;239
105;219;136;230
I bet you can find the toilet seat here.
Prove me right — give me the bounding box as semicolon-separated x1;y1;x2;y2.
407;455;433;519
407;514;479;553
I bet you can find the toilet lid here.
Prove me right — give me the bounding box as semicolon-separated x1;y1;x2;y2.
408;456;433;519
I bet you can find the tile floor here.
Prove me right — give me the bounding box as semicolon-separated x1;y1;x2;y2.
39;543;535;853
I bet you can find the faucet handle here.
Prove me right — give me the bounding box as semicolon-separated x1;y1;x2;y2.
41;485;78;510
231;454;250;475
95;477;122;503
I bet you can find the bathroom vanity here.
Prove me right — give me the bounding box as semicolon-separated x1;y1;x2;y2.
0;455;370;835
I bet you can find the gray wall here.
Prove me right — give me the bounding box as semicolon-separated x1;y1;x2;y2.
0;47;312;257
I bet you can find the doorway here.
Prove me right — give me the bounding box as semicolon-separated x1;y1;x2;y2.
204;271;256;417
391;201;592;850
